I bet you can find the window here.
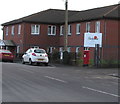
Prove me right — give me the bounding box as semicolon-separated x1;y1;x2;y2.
6;27;8;36
59;47;63;52
60;26;64;36
67;47;71;53
48;26;56;35
76;47;80;54
59;47;63;60
76;24;81;35
26;49;32;53
95;21;100;33
11;26;14;35
49;47;53;53
31;25;40;35
17;46;20;53
86;22;90;32
18;25;21;34
68;25;71;35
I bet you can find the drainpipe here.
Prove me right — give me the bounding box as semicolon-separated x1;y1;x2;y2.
23;23;26;53
102;19;107;62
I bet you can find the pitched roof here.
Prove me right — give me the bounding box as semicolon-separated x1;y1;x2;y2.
69;4;119;23
1;4;119;26
2;9;79;26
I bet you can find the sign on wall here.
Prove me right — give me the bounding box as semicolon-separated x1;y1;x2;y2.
0;40;5;46
84;33;102;47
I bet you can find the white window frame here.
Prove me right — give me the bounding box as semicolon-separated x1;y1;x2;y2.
59;47;63;52
31;25;40;35
6;27;8;36
17;46;20;53
18;25;21;35
76;47;80;54
59;47;63;60
76;24;81;35
11;26;14;35
49;47;53;53
67;47;71;53
68;25;71;35
48;25;56;36
60;26;64;36
95;21;100;33
86;22;90;33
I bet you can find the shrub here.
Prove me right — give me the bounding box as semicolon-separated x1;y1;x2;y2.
63;51;70;64
76;52;83;66
89;59;94;67
101;60;119;68
76;59;83;66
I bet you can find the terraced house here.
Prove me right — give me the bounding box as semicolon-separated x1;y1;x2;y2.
1;4;119;64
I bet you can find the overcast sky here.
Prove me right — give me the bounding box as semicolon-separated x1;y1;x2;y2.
0;0;119;39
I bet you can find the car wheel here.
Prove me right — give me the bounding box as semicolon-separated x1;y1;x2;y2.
22;59;25;64
44;63;48;66
29;59;33;65
10;60;13;63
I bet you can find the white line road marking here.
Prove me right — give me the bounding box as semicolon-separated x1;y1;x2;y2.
82;86;120;98
45;76;67;83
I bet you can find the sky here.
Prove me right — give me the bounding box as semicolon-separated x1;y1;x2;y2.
0;0;119;39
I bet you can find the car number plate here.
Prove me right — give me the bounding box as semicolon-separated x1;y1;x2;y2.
38;59;43;61
4;55;10;56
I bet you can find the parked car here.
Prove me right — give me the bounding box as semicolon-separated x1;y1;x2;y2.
22;47;49;66
0;49;14;62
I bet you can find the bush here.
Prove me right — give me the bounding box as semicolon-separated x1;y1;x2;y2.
76;52;83;66
76;59;83;66
100;60;119;68
52;51;60;62
63;51;70;64
89;59;94;67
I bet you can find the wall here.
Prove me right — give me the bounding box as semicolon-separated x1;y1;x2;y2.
102;20;119;61
3;19;119;62
3;23;25;53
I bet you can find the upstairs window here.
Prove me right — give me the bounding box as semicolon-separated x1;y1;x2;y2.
76;24;81;35
31;25;40;35
6;27;8;36
11;26;14;35
95;21;100;33
48;26;56;35
86;22;90;32
60;26;64;36
18;25;21;35
68;25;72;35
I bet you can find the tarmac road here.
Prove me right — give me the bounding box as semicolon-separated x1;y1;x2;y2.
1;62;119;102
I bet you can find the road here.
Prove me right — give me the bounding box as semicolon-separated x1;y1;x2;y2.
1;62;119;102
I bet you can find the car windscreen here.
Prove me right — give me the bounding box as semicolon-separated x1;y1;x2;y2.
34;49;46;53
0;50;11;53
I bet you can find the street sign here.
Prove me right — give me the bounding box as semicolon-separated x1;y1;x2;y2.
84;33;102;47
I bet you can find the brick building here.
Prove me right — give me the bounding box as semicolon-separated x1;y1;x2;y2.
1;4;119;63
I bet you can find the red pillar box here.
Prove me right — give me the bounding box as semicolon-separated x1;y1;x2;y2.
83;50;90;66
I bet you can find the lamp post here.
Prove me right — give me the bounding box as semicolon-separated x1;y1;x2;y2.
64;0;68;51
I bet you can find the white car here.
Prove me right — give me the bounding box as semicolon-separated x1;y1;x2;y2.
22;47;49;66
